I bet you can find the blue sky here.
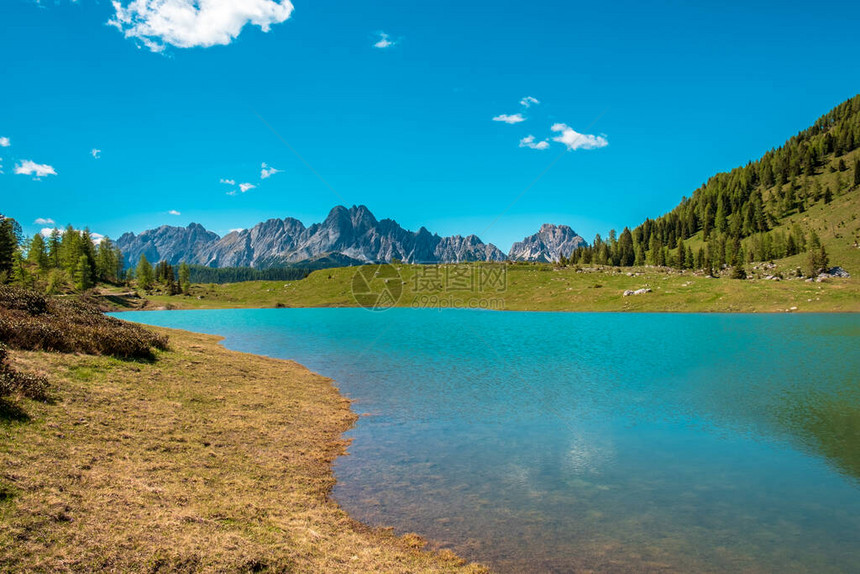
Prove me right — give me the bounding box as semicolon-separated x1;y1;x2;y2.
1;0;859;251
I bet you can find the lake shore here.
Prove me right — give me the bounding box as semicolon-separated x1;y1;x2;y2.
0;325;486;573
119;263;860;314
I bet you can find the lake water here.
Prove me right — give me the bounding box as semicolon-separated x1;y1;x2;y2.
118;309;860;573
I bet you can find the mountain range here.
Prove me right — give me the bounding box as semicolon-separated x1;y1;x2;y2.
116;205;587;269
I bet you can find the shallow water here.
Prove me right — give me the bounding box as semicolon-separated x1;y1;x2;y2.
120;309;860;573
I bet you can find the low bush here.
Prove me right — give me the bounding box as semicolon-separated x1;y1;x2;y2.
0;343;49;401
0;285;168;360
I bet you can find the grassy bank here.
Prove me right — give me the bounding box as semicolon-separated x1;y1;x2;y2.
0;326;486;572
134;261;860;313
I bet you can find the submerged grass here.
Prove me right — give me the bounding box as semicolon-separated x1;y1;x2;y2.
0;327;486;572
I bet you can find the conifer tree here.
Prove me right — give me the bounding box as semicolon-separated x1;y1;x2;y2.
75;255;93;291
136;255;154;291
47;229;62;268
27;233;49;271
805;231;829;277
0;216;21;281
730;237;746;279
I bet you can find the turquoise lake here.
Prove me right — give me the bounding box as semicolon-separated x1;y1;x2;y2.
119;309;860;573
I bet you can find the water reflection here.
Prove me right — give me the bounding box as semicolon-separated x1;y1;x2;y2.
118;310;860;573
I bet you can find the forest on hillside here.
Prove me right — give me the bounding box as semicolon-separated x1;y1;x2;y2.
567;95;860;274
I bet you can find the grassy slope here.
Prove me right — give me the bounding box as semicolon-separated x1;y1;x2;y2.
0;328;486;573
682;149;860;272
138;256;859;314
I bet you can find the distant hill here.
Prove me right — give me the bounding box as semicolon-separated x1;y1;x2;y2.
641;95;859;259
567;94;860;273
117;205;587;269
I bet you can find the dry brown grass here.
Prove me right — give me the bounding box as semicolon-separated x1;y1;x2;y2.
0;328;487;573
0;285;168;360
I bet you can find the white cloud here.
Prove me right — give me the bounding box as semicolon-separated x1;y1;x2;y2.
493;113;525;124
373;31;395;49
168;209;181;215
229;228;244;233
220;178;236;185
239;182;255;193
520;96;539;108
91;148;101;159
34;217;55;225
14;160;57;179
108;0;295;53
519;135;550;150
551;123;608;151
40;227;104;244
0;137;10;147
260;161;281;179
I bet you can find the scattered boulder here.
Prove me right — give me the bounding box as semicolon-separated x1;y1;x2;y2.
825;266;850;278
623;288;652;297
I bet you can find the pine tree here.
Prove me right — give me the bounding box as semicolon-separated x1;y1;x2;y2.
805;231;829;277
47;229;62;268
854;158;860;187
618;228;634;266
75;255;93;291
177;261;191;294
730;237;746;279
136;255;154;291
96;237;119;283
0;216;20;282
27;233;49;271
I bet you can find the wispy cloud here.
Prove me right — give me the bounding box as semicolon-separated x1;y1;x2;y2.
260;162;281;179
373;31;395;49
493;113;525;124
519;135;550;150
34;217;55;225
0;137;10;147
220;178;236;185
168;209;181;215
91;148;101;159
520;96;540;108
14;160;57;179
229;228;245;233
551;123;608;150
108;0;295;53
239;182;256;193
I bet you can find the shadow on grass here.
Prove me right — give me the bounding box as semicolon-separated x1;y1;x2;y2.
0;398;30;423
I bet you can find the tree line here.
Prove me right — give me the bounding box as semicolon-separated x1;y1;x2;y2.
0;217;124;292
560;95;860;277
129;255;311;294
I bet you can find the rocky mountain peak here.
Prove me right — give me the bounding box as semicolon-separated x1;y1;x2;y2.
507;224;587;263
